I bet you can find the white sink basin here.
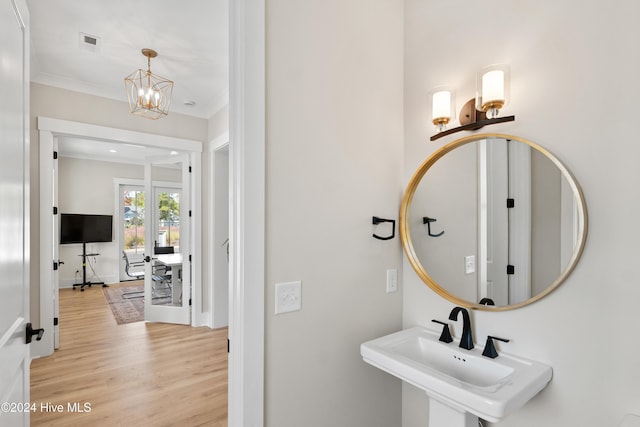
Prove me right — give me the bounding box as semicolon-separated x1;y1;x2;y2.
361;326;552;423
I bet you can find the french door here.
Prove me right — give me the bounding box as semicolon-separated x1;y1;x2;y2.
143;155;191;324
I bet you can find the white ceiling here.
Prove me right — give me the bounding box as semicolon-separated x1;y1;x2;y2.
57;136;186;165
27;0;229;120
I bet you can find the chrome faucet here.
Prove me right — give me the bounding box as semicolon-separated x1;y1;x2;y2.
448;306;474;350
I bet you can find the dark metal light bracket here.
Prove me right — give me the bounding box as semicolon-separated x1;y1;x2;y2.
430;98;515;141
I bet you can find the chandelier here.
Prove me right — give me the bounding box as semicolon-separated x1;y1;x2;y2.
124;48;174;119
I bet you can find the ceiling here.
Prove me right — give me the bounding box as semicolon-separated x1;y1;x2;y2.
57;136;185;165
27;0;229;120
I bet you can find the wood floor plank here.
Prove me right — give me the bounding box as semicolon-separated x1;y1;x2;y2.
30;283;228;426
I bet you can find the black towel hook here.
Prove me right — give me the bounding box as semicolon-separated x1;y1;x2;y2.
423;216;444;237
372;216;395;240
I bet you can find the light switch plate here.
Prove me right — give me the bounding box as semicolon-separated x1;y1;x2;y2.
386;269;398;293
465;255;475;274
275;281;302;314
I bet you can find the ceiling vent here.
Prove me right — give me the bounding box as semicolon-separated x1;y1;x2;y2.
79;32;101;53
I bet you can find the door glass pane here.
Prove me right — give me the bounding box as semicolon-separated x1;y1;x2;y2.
157;190;180;251
150;163;182;307
122;186;145;280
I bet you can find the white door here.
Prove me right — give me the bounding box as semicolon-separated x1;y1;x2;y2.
143;156;191;324
478;138;533;305
478;138;509;305
507;140;532;304
0;1;31;426
52;137;60;349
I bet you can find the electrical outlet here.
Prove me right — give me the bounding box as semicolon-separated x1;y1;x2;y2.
275;281;302;314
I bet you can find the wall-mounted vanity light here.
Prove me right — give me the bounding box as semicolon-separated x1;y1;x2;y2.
430;64;514;142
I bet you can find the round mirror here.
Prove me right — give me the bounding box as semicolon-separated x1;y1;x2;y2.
400;133;588;310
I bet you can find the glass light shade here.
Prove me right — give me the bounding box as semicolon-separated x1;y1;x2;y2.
476;64;510;119
431;88;455;132
483;70;504;102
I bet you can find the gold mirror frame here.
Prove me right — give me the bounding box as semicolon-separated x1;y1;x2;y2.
399;133;588;311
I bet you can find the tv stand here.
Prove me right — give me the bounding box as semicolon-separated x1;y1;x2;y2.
73;242;108;291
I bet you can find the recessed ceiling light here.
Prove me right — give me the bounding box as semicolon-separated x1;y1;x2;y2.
170;150;179;155
183;100;197;107
109;149;117;153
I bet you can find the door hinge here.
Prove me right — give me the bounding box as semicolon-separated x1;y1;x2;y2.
188;166;192;173
54;317;59;326
53;261;58;271
189;298;192;306
227;339;230;353
53;151;58;160
189;210;192;217
53;206;58;215
188;254;192;262
507;265;515;275
507;198;515;208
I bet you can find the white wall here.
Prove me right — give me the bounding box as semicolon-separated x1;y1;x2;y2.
265;1;404;426
403;1;640;426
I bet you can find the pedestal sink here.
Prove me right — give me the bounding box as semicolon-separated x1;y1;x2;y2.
361;327;552;426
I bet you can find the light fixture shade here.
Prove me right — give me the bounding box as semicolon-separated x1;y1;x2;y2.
125;49;174;120
476;64;510;119
430;87;455;132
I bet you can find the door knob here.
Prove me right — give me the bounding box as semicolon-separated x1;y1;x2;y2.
26;322;44;344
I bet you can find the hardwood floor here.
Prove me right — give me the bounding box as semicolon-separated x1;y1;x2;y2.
30;283;228;427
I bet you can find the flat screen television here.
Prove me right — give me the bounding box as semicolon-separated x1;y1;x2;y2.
60;214;113;244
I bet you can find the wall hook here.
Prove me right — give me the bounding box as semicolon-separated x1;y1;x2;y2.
423;216;444;237
372;216;395;240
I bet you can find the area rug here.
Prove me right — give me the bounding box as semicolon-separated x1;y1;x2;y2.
103;283;145;325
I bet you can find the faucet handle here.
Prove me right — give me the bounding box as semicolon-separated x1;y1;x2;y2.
482;335;510;358
431;319;453;343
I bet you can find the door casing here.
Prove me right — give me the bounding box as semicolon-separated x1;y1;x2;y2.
36;117;204;358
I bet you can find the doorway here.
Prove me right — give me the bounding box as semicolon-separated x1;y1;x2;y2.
211;133;229;328
36;117;204;358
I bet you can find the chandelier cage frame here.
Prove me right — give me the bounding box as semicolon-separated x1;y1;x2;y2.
124;48;174;119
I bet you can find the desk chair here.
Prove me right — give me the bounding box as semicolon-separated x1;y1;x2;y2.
151;246;174;301
153;246;175;255
122;251;145;280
